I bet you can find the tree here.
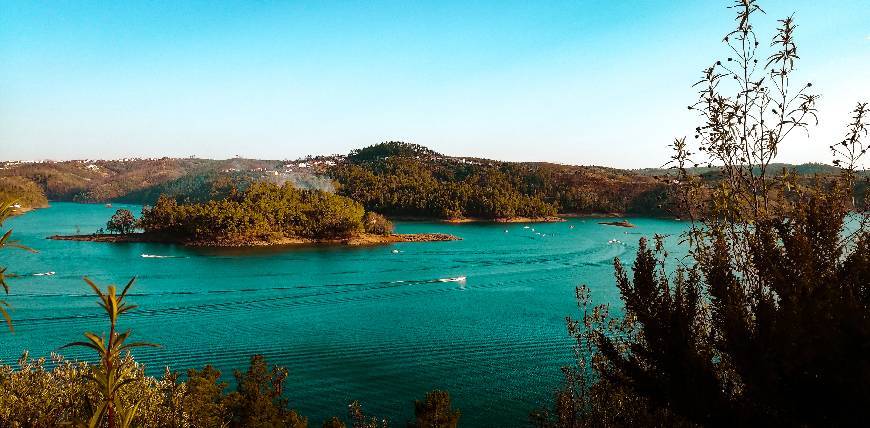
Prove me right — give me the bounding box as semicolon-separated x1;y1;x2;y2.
107;208;137;235
182;365;231;427
224;355;308;428
543;1;870;427
407;390;460;428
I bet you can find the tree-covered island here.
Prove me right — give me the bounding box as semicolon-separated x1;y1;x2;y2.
50;182;458;247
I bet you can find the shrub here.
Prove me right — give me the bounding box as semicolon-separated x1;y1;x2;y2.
363;212;394;235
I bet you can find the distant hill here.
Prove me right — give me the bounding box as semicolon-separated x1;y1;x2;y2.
0;158;326;205
1;143;861;218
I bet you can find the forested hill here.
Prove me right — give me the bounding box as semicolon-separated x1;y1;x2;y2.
330;142;669;219
1;142;860;219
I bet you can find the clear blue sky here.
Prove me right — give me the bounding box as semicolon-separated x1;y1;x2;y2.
1;1;867;167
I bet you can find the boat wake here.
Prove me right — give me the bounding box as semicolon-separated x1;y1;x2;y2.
141;254;185;259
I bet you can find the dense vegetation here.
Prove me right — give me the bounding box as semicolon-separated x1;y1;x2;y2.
331;141;677;219
138;182;371;242
331;150;561;219
534;2;870;427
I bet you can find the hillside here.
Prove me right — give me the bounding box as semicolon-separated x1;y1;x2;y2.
0;176;49;210
2;143;861;219
330;142;671;219
0;158;318;205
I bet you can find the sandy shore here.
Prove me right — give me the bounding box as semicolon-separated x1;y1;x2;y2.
48;232;460;247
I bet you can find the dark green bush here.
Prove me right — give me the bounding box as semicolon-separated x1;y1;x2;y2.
539;2;870;426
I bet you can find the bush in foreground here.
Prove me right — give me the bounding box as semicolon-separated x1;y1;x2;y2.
536;1;870;427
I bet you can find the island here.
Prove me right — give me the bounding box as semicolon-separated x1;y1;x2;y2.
49;182;459;247
48;231;459;247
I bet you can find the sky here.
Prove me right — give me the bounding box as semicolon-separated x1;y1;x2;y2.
1;1;867;168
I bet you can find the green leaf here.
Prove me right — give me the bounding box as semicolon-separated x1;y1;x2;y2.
120;277;137;300
119;400;142;428
83;277;105;300
87;401;107;428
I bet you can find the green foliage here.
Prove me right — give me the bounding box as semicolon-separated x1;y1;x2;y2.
348;141;441;163
558;194;870;427
363;212;394;235
0;352;459;427
542;2;870;427
224;355;308;428
177;365;230;427
335;143;865;221
107;208;138;235
140;182;367;242
331;142;682;219
0;352;169;427
331;154;560;220
0;353;307;428
407;390;460;428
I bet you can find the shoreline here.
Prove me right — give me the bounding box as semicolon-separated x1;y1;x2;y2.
47;232;460;248
444;216;565;224
8;203;48;216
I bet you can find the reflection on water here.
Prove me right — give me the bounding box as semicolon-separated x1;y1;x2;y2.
3;202;689;426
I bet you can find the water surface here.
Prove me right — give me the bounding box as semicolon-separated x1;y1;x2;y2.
2;203;688;426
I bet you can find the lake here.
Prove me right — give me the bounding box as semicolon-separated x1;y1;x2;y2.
2;202;689;426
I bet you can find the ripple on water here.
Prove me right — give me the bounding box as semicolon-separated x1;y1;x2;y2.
2;203;690;426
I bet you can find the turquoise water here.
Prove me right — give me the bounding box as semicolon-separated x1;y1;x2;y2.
2;203;689;426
